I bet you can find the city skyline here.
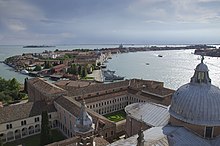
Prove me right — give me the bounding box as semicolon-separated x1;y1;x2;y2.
0;0;220;45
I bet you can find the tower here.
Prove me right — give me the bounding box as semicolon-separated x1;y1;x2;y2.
75;100;94;146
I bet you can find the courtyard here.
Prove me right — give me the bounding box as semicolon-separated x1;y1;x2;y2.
104;110;126;122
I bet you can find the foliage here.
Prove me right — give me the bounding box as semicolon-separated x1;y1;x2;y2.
67;64;90;78
44;61;53;69
78;65;82;75
81;66;88;78
0;77;23;103
33;64;42;71
64;53;75;59
40;111;52;146
63;54;70;60
24;78;28;93
0;138;2;146
67;64;78;75
82;76;94;80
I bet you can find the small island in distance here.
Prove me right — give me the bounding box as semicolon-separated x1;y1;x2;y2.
23;45;56;48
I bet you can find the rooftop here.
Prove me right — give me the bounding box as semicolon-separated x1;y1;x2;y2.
54;80;96;88
125;102;169;127
28;77;67;95
0;101;56;124
108;125;220;146
55;96;115;128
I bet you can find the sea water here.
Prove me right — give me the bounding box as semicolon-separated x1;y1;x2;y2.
0;45;220;90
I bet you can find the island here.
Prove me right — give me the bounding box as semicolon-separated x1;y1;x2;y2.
23;45;56;48
4;44;217;82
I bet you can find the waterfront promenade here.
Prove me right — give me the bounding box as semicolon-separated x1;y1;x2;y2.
87;69;104;82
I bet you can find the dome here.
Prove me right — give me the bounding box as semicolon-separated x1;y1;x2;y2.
169;57;220;126
195;62;208;72
75;100;93;133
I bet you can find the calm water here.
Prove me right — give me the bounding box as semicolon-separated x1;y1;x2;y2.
0;45;220;90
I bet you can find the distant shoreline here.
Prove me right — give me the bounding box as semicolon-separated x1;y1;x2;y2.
23;45;56;48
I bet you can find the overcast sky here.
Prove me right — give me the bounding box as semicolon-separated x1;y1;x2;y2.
0;0;220;45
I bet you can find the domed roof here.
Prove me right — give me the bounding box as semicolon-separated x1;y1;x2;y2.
75;100;93;133
195;56;208;72
169;57;220;126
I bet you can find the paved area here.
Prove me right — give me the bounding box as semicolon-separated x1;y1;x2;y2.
87;69;104;82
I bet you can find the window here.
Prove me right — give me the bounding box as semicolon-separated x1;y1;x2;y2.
6;124;12;129
64;116;67;124
198;72;205;82
205;127;213;138
35;117;40;122
49;114;52;119
70;121;72;130
111;131;114;136
21;120;27;126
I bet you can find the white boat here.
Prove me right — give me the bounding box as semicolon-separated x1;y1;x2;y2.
20;69;29;75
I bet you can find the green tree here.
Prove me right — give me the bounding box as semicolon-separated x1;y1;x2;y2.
67;64;78;75
8;78;20;91
44;61;52;69
0;77;7;92
24;78;28;93
81;66;88;78
0;138;3;146
78;65;82;76
34;64;42;71
71;64;78;75
40;111;52;146
63;54;70;60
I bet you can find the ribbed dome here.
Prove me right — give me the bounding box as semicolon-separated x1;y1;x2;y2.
169;57;220;126
169;83;220;126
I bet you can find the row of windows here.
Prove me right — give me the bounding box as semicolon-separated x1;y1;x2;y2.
88;96;128;109
76;87;125;100
5;115;52;130
87;96;145;110
94;102;128;115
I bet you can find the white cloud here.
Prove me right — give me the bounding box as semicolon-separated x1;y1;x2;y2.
7;19;26;32
0;0;45;32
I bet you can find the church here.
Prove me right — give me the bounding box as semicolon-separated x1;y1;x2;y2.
109;57;220;146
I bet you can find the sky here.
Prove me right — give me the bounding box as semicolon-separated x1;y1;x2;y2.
0;0;220;45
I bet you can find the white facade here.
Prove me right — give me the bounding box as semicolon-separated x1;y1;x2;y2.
0;112;57;143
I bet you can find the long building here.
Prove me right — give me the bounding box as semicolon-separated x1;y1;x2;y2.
0;77;174;144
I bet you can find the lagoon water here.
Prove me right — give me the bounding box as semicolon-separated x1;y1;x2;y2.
0;45;220;90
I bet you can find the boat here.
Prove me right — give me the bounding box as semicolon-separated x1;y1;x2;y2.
103;70;124;82
20;69;29;75
158;55;163;57
101;65;107;68
146;63;150;65
106;70;115;73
